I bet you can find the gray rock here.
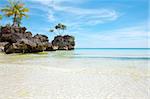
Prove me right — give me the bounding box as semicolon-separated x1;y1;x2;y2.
52;35;75;50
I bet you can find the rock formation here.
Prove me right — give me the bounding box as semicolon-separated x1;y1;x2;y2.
0;26;53;54
0;26;75;54
52;35;75;50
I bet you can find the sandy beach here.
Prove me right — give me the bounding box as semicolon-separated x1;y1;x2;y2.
0;51;149;99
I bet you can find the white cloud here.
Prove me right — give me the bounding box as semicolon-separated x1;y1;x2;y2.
47;10;55;21
28;0;87;5
27;0;119;26
29;0;53;5
48;2;119;25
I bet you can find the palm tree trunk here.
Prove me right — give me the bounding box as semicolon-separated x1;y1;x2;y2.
13;13;18;27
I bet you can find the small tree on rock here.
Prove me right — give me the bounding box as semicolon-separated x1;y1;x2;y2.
49;23;67;36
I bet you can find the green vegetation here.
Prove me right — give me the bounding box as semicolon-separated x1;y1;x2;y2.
1;0;29;27
49;23;67;35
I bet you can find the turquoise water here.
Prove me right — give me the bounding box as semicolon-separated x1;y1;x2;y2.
57;48;150;60
1;48;148;60
0;48;150;67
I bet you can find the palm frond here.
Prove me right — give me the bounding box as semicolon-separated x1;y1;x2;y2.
21;8;29;12
19;13;28;18
1;7;11;12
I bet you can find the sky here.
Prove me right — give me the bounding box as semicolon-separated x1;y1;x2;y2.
0;0;149;48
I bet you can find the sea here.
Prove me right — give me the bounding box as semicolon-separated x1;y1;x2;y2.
0;48;149;67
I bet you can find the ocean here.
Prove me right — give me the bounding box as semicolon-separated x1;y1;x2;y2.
0;48;149;67
72;48;149;59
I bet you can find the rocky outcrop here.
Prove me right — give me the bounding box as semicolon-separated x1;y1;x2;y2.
0;26;75;54
0;26;31;43
52;35;75;50
0;26;53;54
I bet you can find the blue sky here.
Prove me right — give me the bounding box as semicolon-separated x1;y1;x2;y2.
0;0;149;48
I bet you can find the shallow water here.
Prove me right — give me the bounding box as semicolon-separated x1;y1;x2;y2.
0;48;149;70
0;48;149;99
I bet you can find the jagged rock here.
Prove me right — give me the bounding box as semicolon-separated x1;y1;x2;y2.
3;39;48;54
0;26;54;54
0;26;27;43
24;31;32;39
52;35;75;50
0;33;20;43
33;34;49;42
46;43;55;51
3;35;51;54
0;26;11;34
0;42;9;52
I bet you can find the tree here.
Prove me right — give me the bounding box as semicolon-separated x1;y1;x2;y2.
1;0;29;27
50;23;67;35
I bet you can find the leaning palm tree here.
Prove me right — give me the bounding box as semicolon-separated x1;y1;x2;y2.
1;0;29;27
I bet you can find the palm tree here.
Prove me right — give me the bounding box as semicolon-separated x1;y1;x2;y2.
1;0;29;27
50;23;67;35
55;23;67;35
